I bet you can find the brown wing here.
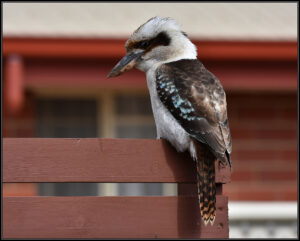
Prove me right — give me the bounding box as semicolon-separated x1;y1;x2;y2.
156;59;232;164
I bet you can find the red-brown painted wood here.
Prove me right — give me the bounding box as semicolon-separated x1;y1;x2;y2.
4;55;24;114
3;138;230;238
3;196;228;239
3;138;230;183
3;183;37;196
3;37;297;61
22;58;297;91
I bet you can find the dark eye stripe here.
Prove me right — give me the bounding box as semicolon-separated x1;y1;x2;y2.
133;31;171;50
152;31;171;47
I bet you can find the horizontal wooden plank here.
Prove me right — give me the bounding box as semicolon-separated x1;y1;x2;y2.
3;195;228;238
22;58;297;92
3;37;297;61
3;138;230;183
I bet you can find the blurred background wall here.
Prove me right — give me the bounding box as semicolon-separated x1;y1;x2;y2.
3;2;297;238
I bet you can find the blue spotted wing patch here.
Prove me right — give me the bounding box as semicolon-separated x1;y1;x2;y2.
157;75;197;121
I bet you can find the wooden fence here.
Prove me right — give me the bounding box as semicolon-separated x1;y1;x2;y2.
3;138;231;238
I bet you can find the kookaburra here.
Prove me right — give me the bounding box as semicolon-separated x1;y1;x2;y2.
108;16;232;225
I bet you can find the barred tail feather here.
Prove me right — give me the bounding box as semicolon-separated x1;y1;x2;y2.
208;157;216;225
192;139;216;226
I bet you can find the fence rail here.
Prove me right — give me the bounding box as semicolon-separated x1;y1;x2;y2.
3;138;230;238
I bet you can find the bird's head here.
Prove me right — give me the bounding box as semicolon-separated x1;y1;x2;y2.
107;16;197;78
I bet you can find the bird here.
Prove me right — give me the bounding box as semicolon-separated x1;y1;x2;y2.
107;16;232;225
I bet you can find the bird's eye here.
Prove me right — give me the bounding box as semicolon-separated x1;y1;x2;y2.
138;41;150;49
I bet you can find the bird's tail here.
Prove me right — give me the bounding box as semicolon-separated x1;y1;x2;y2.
192;139;216;226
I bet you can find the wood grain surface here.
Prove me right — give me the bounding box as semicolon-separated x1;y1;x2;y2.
3;196;228;239
3;138;231;183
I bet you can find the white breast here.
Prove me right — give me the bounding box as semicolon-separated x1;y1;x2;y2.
146;66;190;153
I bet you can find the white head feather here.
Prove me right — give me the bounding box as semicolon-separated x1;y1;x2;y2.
130;17;182;41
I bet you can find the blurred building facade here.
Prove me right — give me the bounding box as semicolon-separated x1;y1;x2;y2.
3;3;298;238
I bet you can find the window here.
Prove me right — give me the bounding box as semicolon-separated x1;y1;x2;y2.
36;99;98;138
115;94;156;139
36;98;98;196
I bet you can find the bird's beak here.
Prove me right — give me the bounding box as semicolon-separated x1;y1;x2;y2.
107;51;144;78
